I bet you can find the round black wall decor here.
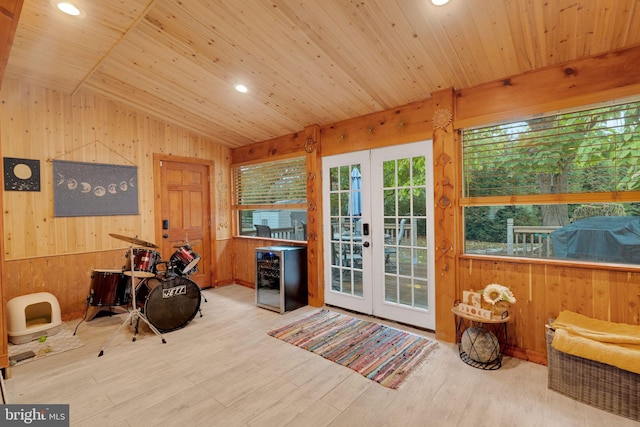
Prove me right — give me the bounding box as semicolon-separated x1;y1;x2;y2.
4;157;40;191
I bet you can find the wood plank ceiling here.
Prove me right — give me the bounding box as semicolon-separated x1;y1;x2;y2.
4;0;640;148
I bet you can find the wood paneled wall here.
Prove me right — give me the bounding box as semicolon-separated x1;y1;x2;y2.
232;44;640;363
0;0;23;90
231;101;436;306
232;237;282;288
2;42;639;365
458;257;640;363
0;78;233;318
452;45;640;361
230;129;315;293
0;0;24;370
6;249;125;318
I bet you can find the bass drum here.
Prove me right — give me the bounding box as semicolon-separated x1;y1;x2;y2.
136;276;201;333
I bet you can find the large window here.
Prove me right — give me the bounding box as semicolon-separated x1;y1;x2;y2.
462;99;640;264
234;157;307;241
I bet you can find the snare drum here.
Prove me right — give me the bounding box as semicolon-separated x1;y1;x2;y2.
123;248;159;278
170;244;200;275
135;276;201;332
89;269;131;307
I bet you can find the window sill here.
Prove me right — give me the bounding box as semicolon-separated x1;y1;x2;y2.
234;235;308;246
459;253;640;272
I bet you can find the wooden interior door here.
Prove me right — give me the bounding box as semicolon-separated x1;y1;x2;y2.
158;159;212;288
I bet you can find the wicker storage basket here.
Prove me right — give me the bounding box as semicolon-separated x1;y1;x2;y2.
546;327;639;421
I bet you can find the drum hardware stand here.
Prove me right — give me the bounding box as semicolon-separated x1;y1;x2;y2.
183;270;206;317
185;240;208;306
181;237;208;309
197;292;204;317
73;291;128;335
73;294;92;335
98;244;166;357
200;286;208;304
0;368;8;404
182;267;206;317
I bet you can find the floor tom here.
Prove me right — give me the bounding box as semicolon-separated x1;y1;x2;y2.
89;269;130;307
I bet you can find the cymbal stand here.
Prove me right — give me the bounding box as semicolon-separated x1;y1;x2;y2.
73;294;91;335
98;245;166;357
73;286;127;335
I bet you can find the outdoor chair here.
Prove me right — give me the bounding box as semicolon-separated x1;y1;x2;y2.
385;219;406;269
254;224;272;238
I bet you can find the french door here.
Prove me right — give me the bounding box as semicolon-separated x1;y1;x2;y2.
323;141;436;329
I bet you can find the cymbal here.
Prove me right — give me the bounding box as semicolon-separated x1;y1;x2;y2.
109;233;159;248
172;242;191;248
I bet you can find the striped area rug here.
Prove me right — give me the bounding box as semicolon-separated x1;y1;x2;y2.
267;309;438;389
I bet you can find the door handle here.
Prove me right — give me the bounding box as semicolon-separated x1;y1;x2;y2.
363;241;370;247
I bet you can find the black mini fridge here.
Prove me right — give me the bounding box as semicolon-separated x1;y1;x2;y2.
256;246;307;313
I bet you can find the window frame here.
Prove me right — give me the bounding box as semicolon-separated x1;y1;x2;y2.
460;98;640;265
233;156;308;241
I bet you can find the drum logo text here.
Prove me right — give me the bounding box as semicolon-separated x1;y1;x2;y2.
162;285;187;298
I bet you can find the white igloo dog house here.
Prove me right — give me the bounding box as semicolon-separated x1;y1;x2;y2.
7;292;62;344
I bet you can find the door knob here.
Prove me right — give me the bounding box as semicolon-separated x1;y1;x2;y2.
363;241;370;247
163;233;169;239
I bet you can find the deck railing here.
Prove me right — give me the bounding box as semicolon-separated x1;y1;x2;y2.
242;222;307;241
507;218;561;257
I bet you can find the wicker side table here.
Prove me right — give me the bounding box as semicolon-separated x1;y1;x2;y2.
452;305;510;370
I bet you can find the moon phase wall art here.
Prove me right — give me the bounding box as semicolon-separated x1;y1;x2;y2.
53;160;139;217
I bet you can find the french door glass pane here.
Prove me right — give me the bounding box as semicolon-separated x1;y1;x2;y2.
382;156;430;310
329;163;363;298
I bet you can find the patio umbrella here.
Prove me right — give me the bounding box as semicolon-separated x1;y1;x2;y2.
349;166;362;217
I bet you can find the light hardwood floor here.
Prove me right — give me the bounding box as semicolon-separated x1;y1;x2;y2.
4;284;638;427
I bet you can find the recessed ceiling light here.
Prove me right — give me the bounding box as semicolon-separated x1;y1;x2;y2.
235;84;248;93
56;2;81;16
431;0;450;5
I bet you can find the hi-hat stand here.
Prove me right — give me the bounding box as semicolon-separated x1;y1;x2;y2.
98;242;166;357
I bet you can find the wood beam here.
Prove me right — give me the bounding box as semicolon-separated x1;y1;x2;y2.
231;130;308;165
455;44;640;129
432;88;458;343
303;125;323;307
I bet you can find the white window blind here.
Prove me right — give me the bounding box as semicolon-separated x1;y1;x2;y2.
234;157;307;205
462;101;640;198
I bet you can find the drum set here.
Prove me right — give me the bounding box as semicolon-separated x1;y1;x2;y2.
75;233;204;356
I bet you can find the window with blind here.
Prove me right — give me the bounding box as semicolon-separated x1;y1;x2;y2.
234;156;308;241
461;99;640;264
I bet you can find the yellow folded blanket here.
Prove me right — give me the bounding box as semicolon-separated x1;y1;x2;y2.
551;310;640;375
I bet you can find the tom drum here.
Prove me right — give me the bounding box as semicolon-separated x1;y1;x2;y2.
170;244;200;276
123;248;160;278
